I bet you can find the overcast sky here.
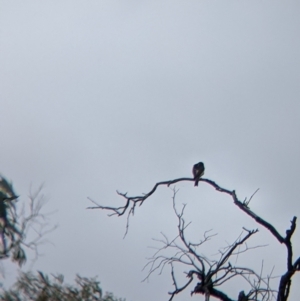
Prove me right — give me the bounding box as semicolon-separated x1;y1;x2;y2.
0;1;300;300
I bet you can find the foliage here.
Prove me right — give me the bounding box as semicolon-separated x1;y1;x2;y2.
0;175;55;267
0;175;125;301
0;271;126;301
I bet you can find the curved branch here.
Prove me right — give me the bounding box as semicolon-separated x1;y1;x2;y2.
89;175;299;300
88;177;286;244
202;179;285;244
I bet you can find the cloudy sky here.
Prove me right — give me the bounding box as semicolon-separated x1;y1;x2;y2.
0;1;300;300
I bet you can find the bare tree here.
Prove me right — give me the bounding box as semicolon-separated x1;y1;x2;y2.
0;175;56;267
88;173;300;301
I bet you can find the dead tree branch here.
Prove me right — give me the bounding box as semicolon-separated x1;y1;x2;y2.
89;175;299;300
142;189;274;301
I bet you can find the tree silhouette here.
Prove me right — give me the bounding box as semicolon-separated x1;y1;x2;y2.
88;173;300;301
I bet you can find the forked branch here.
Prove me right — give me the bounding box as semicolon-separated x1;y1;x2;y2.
88;175;299;300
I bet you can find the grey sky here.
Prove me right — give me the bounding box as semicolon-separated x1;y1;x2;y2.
0;1;300;300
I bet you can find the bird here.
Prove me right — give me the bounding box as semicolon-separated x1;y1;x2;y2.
192;162;205;186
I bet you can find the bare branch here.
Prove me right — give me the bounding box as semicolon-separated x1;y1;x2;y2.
244;188;260;207
87;177;193;215
89;173;299;300
168;263;194;301
88;177;285;245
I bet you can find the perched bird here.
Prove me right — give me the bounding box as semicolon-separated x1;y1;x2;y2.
192;162;205;186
